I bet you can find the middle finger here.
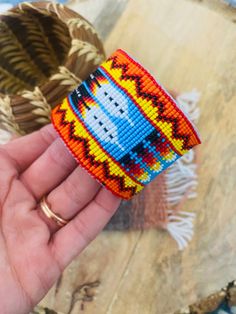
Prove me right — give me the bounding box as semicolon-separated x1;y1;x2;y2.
20;138;77;199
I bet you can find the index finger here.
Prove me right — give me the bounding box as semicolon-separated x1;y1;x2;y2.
2;124;58;172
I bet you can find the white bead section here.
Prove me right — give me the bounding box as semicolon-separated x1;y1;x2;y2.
84;106;125;150
96;84;134;126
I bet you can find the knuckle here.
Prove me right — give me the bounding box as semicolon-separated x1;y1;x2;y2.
0;146;7;158
0;146;10;161
47;139;75;172
63;175;83;208
73;216;93;244
39;124;57;146
0;147;18;172
94;198;117;215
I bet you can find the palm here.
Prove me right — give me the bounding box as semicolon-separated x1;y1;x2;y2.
0;124;120;314
0;174;59;313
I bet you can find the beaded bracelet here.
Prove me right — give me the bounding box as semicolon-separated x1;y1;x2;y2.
51;49;201;199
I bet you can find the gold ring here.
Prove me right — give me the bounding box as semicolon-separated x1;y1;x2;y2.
39;196;69;227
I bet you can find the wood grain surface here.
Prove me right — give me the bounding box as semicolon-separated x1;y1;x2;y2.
39;0;236;313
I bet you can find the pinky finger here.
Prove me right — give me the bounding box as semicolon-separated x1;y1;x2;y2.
50;188;121;270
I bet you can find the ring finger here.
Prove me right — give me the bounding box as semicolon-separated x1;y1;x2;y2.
37;166;101;232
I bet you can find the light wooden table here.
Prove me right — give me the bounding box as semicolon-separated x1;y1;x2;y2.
40;0;236;313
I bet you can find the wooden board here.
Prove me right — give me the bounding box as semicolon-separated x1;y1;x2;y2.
39;0;236;313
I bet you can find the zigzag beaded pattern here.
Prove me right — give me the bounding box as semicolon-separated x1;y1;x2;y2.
51;49;201;199
53;104;138;199
105;52;196;152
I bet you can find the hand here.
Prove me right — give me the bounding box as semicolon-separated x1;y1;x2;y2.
0;124;121;314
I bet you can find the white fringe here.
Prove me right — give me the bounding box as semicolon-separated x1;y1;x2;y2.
231;306;236;314
166;150;198;206
218;310;231;314
166;90;201;250
0;129;12;144
166;210;196;251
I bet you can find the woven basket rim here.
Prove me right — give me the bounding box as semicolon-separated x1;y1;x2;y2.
0;1;106;135
0;1;98;100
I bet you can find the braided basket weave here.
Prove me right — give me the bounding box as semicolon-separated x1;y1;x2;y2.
0;1;105;135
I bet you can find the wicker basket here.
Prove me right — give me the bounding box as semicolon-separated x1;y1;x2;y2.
0;1;105;135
